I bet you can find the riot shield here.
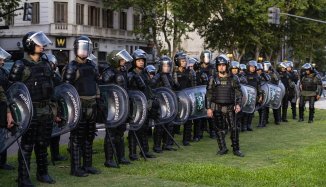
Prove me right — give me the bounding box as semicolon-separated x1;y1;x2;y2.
182;85;207;120
97;84;129;129
278;81;286;99
127;90;148;131
240;84;257;113
51;83;81;137
0;82;33;153
153;87;178;125
261;83;283;109
173;90;191;124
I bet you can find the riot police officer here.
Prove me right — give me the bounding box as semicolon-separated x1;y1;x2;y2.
198;50;216;139
101;49;133;168
286;61;299;119
263;61;281;125
151;55;178;152
9;31;56;186
43;54;67;164
63;36;100;177
128;49;159;160
206;54;244;157
243;60;263;131
173;52;197;146
256;63;270;128
230;61;247;132
299;63;322;123
0;47;15;171
277;62;294;122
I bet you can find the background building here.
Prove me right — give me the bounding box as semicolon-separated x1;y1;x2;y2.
0;0;148;68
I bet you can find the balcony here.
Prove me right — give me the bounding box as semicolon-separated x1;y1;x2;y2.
49;23;138;40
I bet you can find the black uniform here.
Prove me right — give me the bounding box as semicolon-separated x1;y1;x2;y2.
299;72;322;123
0;67;14;170
237;71;248;131
63;58;100;176
278;71;294;122
128;69;159;160
288;70;299;119
101;66;131;167
206;73;243;156
265;70;281;125
257;72;271;128
9;56;57;185
173;67;196;146
151;72;177;151
196;63;216;139
244;71;262;131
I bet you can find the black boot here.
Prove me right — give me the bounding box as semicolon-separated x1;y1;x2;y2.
257;109;264;128
0;151;14;170
209;119;217;138
35;145;56;184
70;132;88;177
231;128;244;157
273;109;280;125
265;108;270;124
246;114;253;131
193;119;202;142
117;137;131;164
308;108;314;123
216;131;228;155
298;107;304;122
163;124;177;151
50;136;67;162
104;131;118;168
128;132;139;161
18;144;34;187
153;126;163;153
83;139;100;174
182;121;192;146
140;127;156;158
291;103;297;119
282;107;288;122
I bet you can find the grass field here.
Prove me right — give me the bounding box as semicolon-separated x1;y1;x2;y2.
1;109;326;187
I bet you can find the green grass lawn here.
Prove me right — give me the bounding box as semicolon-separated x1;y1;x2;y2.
1;109;326;187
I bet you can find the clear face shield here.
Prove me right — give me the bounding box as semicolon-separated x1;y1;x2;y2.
203;53;211;64
116;49;133;63
0;47;11;60
29;31;53;47
162;61;171;73
76;40;93;59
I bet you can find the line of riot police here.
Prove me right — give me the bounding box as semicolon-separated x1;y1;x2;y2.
0;31;323;187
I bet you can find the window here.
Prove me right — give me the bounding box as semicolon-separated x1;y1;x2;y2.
130;46;133;54
54;2;68;23
88;6;100;27
31;2;40;24
102;9;114;28
133;14;140;30
76;3;84;25
120;11;127;30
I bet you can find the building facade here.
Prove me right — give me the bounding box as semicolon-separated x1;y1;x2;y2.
0;0;148;66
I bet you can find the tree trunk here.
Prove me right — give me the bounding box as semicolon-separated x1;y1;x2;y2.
162;0;172;56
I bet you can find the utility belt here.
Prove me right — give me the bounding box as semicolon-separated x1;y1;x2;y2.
32;101;49;108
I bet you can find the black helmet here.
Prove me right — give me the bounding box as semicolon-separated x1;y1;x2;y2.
107;49;133;69
301;63;313;71
0;47;11;60
257;63;263;70
23;31;52;54
73;35;93;59
215;54;230;68
200;50;212;64
145;65;156;75
42;54;57;71
230;61;240;70
132;49;147;68
174;51;187;67
240;64;247;71
158;55;172;73
187;57;200;70
247;60;258;70
263;61;272;72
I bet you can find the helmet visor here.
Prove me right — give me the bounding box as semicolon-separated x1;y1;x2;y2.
76;40;93;58
0;47;11;60
116;49;133;63
203;53;211;63
29;31;53;47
